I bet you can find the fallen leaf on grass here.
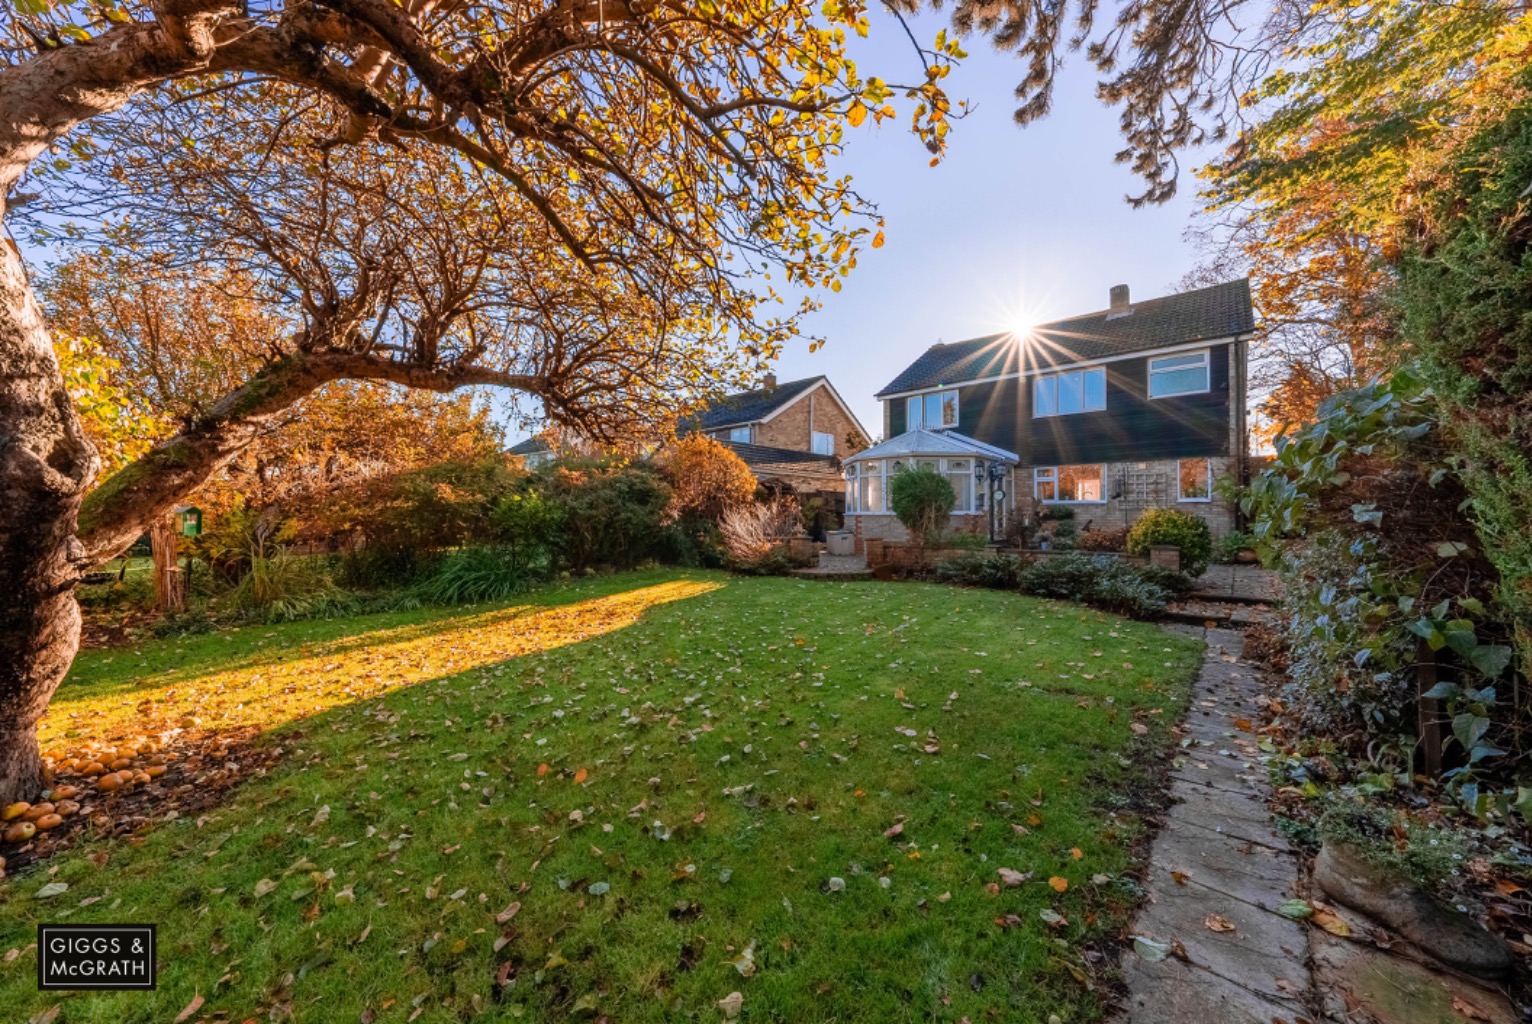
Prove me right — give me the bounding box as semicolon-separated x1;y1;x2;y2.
1204;914;1236;933
173;992;204;1024
997;868;1030;887
718;991;743;1020
884;822;904;839
1038;909;1067;928
1130;722;1149;736
495;901;521;923
573;768;588;784
34;882;67;899
1048;876;1068;892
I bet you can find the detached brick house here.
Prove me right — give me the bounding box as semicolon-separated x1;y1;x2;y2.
846;279;1255;543
693;374;870;495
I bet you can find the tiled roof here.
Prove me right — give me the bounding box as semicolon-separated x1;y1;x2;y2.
694;376;824;429
845;429;1019;464
724;441;838;469
507;437;552;456
876;279;1254;397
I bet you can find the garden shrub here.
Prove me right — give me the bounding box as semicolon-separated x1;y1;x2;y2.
719;498;806;574
1244;371;1525;812
493;488;565;574
1078;527;1128;552
656;434;757;523
538;460;672;570
1397;78;1532;675
933;552;1022;589
889;465;955;543
1017;553;1172;619
1212;530;1256;564
1125;508;1212;577
416;546;539;605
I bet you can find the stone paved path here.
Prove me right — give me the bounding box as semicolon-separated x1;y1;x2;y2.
1115;626;1316;1023
1190;565;1285;604
1117;626;1524;1024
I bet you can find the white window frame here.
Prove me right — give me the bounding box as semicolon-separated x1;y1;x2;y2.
1033;464;1108;504
1033;368;1106;418
1177;457;1213;503
905;390;960;431
728;425;752;443
1148;350;1211;399
811;430;835;456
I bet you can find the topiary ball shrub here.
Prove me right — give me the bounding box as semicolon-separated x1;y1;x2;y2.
889;466;956;543
1125;509;1212;577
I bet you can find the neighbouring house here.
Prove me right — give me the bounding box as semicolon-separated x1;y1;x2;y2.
846;279;1255;546
690;374;870;497
507;436;556;468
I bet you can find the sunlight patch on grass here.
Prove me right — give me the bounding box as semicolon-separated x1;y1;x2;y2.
41;578;721;757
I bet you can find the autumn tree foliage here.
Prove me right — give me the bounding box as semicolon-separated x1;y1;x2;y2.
657;434;757;523
0;0;968;802
1195;0;1527;438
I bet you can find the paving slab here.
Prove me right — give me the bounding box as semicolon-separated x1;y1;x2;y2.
1144;831;1301;910
1118;951;1309;1024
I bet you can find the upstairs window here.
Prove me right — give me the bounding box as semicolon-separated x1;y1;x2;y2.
1149;350;1210;398
906;390;959;430
728;426;751;443
1034;368;1106;417
811;430;835;456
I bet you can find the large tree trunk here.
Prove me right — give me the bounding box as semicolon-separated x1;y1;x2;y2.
0;5;245;803
0;230;99;805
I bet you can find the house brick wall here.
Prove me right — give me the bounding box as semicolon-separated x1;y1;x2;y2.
755;385;864;457
1011;457;1239;537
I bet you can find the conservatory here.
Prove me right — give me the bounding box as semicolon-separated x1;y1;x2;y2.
843;429;1019;543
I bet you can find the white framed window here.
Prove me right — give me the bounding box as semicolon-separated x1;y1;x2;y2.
1033;368;1106;418
944;458;974;512
728;425;751;443
811;430;835;456
905;390;960;430
1178;457;1213;502
850;461;885;513
1034;464;1107;503
1149;350;1210;398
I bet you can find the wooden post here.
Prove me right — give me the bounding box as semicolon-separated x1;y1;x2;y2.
149;517;185;614
1417;638;1444;777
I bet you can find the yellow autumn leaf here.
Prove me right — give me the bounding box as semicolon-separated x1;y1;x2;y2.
1048;876;1068;892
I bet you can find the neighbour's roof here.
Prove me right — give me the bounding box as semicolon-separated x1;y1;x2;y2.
723;441;838;469
693;376;824;429
507;437;552;456
876;279;1254;397
845;429;1019;465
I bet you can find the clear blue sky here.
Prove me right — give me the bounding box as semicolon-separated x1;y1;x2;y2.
768;8;1222;439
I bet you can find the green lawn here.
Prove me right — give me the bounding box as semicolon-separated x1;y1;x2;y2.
0;570;1202;1024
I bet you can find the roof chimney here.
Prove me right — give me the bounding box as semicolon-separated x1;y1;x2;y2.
1107;284;1131;319
763;373;777;390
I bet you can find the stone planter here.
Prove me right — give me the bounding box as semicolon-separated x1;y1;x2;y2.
1148;544;1181;572
1314;841;1513;977
825;530;856;556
